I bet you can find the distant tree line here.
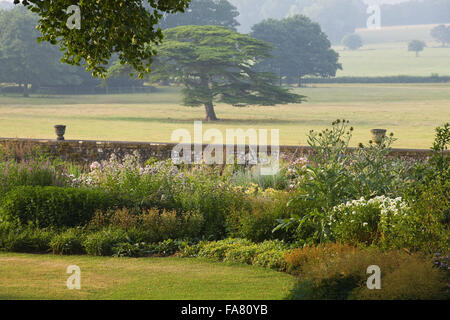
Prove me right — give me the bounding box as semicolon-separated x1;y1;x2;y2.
0;8;145;96
1;1;342;97
229;0;450;44
381;0;450;27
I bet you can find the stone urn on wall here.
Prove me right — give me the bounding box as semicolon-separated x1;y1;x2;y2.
371;129;387;145
54;125;66;141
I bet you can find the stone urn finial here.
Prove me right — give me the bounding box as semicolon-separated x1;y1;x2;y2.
371;129;387;145
54;125;66;141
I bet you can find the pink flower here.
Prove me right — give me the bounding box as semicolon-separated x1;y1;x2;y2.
90;162;102;171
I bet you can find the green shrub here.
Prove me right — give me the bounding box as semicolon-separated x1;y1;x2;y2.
223;244;259;264
0;227;55;253
113;239;190;258
89;208;204;243
178;241;208;257
198;239;252;261
152;239;188;257
1;186;119;228
82;229;127;256
395;124;449;253
50;228;86;255
274;209;331;246
389;180;449;253
112;241;149;258
252;249;289;271
172;175;247;240
227;193;295;243
191;238;290;271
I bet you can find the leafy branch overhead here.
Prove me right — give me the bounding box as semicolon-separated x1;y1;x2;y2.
149;26;306;121
13;0;192;78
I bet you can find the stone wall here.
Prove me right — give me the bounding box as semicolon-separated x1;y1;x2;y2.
0;138;446;164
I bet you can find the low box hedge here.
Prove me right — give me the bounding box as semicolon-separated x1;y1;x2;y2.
0;186;119;228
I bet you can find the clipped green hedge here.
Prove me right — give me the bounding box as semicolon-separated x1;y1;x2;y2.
0;186;119;228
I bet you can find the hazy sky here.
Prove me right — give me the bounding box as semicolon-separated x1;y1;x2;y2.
362;0;412;4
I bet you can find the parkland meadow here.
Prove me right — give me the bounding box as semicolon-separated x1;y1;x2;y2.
1;83;449;148
339;24;450;77
355;24;450;45
335;43;450;77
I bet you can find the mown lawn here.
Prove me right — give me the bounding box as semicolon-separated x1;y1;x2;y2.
1;83;449;148
0;252;297;300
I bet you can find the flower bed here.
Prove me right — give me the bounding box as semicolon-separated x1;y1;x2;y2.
0;121;448;300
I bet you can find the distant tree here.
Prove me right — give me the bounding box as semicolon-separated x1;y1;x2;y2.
0;8;82;96
431;25;450;47
160;0;240;31
251;15;342;86
408;40;426;57
301;0;366;44
342;34;363;50
229;0;307;33
148;26;305;121
14;0;191;78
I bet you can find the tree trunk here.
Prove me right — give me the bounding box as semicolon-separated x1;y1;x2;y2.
200;73;218;121
298;74;302;87
23;82;29;97
204;101;218;121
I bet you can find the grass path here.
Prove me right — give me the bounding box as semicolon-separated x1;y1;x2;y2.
0;253;296;300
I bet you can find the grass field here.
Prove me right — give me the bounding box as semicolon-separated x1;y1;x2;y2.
1;83;449;149
0;253;296;300
336;25;450;77
335;42;450;77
